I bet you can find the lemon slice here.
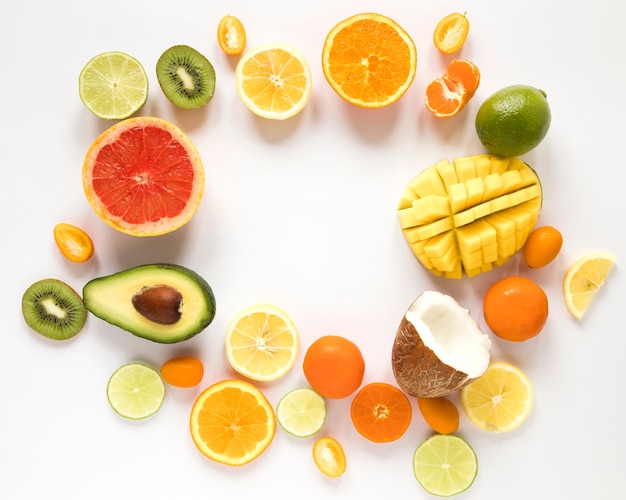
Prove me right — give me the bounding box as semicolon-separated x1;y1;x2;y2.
235;43;312;120
460;361;533;433
413;434;478;497
225;303;299;381
563;251;616;319
79;51;148;120
106;363;165;420
276;387;327;438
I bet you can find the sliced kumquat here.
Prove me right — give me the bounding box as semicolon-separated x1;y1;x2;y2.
433;12;470;54
53;222;94;263
217;15;246;56
312;436;346;478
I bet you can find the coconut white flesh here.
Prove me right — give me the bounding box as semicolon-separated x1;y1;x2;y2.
404;291;491;378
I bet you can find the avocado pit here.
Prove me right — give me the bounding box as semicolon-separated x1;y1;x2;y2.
132;285;183;325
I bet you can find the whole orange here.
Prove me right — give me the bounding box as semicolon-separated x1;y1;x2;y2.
523;225;563;268
483;276;548;342
303;335;365;399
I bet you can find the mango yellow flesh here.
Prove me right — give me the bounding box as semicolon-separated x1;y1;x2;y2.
398;154;542;278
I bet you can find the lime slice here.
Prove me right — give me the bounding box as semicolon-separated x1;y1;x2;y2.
276;387;326;437
79;51;148;120
106;362;165;420
413;434;478;497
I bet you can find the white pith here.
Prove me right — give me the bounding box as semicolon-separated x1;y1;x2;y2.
405;291;491;377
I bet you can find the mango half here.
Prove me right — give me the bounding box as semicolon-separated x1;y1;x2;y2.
398;154;542;278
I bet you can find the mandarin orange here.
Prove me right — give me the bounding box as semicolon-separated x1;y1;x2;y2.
483;276;549;341
303;335;365;399
350;382;412;443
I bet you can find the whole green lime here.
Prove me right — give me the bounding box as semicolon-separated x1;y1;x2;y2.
475;85;551;157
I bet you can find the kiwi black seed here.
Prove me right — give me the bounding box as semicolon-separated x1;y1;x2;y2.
21;279;87;340
156;45;216;109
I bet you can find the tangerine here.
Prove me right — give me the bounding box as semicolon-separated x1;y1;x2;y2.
82;116;204;237
425;59;480;118
523;225;563;268
350;382;412;443
483;276;548;341
303;335;365;399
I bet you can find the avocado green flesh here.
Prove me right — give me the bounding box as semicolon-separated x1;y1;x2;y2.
83;263;216;343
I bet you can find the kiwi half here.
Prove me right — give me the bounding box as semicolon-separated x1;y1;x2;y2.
156;45;216;109
22;279;87;340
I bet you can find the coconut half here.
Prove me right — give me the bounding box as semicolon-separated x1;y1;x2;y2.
392;290;491;398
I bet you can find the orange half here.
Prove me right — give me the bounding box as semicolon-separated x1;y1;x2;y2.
322;13;417;108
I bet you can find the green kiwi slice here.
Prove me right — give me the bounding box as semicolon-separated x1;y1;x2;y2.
156;45;216;109
22;279;87;340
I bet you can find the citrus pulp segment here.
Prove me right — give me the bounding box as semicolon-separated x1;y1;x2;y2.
460;361;534;433
106;362;165;420
321;12;417;108
235;43;312;120
190;379;276;466
425;59;480;118
78;51;148;120
413;434;478;497
312;436;346;478
276;387;327;438
349;382;412;443
225;303;299;382
563;252;616;319
82;116;204;236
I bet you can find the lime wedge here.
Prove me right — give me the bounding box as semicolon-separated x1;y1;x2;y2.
413;434;478;497
106;362;165;420
79;51;148;120
276;387;326;438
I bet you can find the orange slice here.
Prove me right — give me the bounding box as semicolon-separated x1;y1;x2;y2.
235;43;312;120
433;13;470;54
425;59;480;118
190;379;276;466
322;12;417;108
350;382;412;443
82;116;204;237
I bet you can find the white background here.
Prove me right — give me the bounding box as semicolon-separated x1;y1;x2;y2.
2;1;624;498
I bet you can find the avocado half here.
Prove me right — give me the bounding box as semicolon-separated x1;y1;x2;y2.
83;263;216;343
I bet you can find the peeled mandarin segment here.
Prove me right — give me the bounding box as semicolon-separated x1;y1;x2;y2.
563;252;616;319
398;154;542;277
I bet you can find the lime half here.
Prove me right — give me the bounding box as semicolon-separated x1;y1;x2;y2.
276;387;326;438
79;51;148;120
413;434;478;497
106;362;165;420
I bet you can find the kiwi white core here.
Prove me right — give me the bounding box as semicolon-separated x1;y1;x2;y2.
405;291;491;377
176;67;195;90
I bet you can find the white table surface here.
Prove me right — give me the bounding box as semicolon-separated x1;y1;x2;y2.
2;0;624;498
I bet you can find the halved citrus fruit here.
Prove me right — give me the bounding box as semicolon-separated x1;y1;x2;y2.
312;436;346;478
276;387;327;438
217;15;247;56
322;12;417;108
350;382;412;443
225;303;299;382
78;51;148;120
190;379;276;466
413;434;478;497
53;222;94;263
433;13;470;54
563;251;616;319
82;116;204;237
235;43;312;120
425;59;480;118
460;361;534;433
106;362;165;420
